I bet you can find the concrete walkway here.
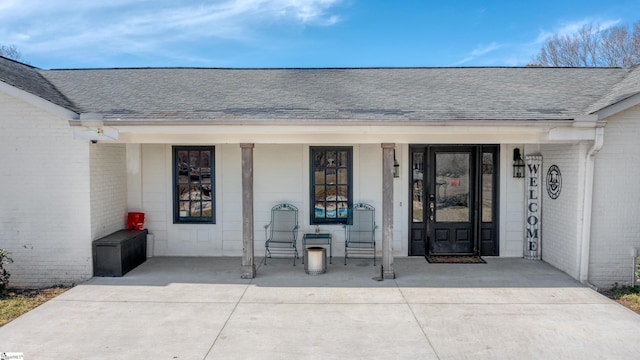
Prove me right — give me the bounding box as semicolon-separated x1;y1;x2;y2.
2;257;640;359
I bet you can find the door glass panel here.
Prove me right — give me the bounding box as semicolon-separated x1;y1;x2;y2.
412;152;424;223
482;152;493;222
337;168;348;184
435;153;469;222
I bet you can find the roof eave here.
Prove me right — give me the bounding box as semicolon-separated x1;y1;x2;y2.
0;80;78;120
71;117;579;127
591;92;640;120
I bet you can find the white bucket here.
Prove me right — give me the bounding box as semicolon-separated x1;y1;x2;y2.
305;247;326;275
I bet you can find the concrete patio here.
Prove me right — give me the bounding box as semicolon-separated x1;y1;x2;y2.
2;256;640;359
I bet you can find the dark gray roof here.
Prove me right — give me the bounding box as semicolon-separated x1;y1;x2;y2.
0;56;77;112
1;54;638;124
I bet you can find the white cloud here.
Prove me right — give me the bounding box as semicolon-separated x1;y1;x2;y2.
471;42;500;56
534;18;622;44
0;0;343;62
454;42;501;65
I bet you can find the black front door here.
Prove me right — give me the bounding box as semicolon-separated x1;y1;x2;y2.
409;145;499;256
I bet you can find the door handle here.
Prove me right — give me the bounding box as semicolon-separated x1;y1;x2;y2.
428;194;435;221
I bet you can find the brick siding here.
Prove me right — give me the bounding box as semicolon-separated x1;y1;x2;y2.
0;92;92;288
590;104;640;287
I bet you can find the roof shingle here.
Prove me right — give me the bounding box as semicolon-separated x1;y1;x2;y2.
2;55;638;124
0;56;77;112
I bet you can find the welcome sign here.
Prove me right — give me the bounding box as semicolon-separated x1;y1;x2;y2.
524;155;542;260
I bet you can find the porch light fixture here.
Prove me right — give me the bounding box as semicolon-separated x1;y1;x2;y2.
393;149;400;178
513;148;525;178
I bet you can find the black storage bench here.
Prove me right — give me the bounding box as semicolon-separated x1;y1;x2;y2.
92;229;148;277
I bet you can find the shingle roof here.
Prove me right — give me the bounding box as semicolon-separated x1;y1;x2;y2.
0;56;77;112
2;55;638;124
586;65;640;114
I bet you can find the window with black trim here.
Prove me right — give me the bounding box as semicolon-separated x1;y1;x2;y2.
173;146;215;224
310;147;352;224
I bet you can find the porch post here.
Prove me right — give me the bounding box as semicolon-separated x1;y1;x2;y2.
241;143;256;278
381;143;396;279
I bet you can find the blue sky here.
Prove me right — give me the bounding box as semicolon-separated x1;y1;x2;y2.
1;0;639;69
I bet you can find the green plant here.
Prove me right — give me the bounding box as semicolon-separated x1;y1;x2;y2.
605;283;640;298
636;256;640;282
0;249;13;294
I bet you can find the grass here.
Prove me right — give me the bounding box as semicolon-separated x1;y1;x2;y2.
600;284;640;314
0;287;68;327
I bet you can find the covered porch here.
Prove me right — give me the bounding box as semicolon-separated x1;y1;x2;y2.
110;120;599;280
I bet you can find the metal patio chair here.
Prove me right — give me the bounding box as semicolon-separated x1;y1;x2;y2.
344;203;377;265
264;203;299;265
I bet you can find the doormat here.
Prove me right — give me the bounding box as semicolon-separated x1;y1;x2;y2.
425;255;486;264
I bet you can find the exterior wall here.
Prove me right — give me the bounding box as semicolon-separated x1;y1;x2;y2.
126;144;143;212
254;144;306;254
138;143;393;257
90;143;128;240
501;144;525;257
537;143;586;280
140;144;171;255
0;92;92;288
220;144;243;255
590;104;640;287
140;143;247;256
395;144;408;256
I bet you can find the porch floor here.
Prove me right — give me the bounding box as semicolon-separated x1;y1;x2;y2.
2;257;640;359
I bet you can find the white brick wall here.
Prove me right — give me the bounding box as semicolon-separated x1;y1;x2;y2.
590;104;640;287
90;143;127;240
0;92;92;288
538;143;586;279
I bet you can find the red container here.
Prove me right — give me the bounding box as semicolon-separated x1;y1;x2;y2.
127;212;145;230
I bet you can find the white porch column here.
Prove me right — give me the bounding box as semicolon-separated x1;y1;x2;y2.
381;143;396;279
241;143;256;278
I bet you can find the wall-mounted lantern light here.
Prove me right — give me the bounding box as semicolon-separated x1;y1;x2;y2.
513;148;525;178
393;149;400;178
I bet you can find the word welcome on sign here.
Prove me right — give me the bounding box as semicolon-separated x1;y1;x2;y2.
524;155;542;260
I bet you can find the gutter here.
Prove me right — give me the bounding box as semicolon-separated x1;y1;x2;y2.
579;126;604;290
